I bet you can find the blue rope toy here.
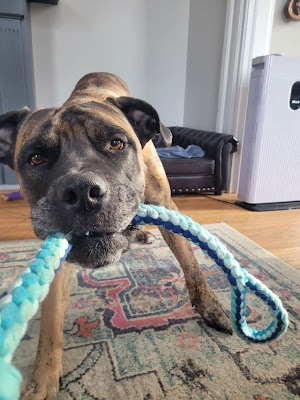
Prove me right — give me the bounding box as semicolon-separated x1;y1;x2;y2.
0;204;289;400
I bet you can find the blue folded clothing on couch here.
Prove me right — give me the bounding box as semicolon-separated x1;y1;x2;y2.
156;145;205;159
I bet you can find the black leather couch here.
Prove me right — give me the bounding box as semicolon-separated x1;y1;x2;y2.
154;126;238;195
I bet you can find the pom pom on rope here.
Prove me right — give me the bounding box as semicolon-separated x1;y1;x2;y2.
0;204;289;400
0;360;22;400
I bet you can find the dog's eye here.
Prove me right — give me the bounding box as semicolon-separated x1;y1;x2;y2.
110;139;124;150
29;153;44;166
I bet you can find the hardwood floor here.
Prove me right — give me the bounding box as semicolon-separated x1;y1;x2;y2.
0;191;299;272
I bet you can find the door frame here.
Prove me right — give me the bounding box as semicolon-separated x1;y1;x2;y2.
216;0;276;192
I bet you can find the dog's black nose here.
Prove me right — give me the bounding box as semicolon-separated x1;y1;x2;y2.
57;173;107;211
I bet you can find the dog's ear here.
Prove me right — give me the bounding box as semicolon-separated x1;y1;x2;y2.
108;96;172;148
0;108;30;169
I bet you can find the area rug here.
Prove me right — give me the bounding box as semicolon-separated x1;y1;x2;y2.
0;224;299;400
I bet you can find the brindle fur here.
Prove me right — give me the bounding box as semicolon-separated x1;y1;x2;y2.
0;73;231;399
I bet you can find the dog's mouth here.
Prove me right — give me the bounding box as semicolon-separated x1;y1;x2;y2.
73;230;117;239
31;187;141;269
66;224;137;268
71;222;137;240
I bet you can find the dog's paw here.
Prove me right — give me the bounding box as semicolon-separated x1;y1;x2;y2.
22;369;60;400
136;229;156;244
193;292;233;335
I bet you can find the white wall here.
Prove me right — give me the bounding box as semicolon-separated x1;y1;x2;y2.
30;0;190;126
270;0;300;57
183;0;227;131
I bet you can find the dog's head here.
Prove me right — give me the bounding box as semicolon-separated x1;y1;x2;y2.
0;78;171;268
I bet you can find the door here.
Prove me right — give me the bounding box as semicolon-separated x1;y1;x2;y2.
0;1;35;184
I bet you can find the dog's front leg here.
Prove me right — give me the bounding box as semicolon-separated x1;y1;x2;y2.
143;142;232;333
22;261;74;400
158;220;232;333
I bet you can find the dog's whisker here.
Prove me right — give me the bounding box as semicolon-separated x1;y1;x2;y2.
64;231;73;241
87;249;93;264
12;228;35;248
0;217;33;241
0;215;31;221
0;205;30;217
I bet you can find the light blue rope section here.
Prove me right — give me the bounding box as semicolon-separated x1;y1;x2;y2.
0;233;71;400
0;204;289;400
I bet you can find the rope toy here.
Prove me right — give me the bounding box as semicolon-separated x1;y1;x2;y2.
0;233;71;400
0;205;289;399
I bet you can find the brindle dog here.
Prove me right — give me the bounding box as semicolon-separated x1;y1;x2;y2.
0;73;231;399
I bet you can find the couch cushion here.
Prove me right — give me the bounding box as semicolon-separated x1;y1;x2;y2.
160;157;215;176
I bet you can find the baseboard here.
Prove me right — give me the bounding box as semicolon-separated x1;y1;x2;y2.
0;185;20;190
235;200;300;211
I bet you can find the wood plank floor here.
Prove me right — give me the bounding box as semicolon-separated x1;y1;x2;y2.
0;191;299;272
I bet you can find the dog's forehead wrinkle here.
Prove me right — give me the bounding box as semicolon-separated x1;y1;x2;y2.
15;114;56;162
57;108;120;143
59;102;124;127
19;105;136;155
33;123;58;147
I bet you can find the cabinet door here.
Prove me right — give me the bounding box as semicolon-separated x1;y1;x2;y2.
0;17;29;184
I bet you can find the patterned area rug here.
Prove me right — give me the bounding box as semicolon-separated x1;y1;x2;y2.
0;223;299;400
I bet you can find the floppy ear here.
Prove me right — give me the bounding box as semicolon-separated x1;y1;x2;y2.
108;96;172;148
0;108;30;169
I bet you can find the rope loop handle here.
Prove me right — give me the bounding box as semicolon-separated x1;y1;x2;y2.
132;204;289;343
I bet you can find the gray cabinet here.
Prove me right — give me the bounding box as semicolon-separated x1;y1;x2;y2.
0;0;35;184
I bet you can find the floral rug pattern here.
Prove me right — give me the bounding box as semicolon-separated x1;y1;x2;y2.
0;224;299;400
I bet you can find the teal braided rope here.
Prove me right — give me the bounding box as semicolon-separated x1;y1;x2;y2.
0;204;289;399
132;204;289;343
0;233;71;400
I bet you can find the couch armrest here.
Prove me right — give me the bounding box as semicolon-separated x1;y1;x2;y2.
168;127;238;193
168;126;238;158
